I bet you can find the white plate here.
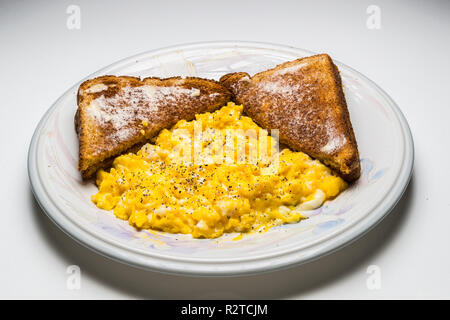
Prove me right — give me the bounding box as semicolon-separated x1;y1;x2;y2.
28;41;414;276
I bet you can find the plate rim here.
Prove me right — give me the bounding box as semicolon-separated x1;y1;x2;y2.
28;40;414;276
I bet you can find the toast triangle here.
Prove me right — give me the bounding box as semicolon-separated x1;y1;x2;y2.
75;75;231;179
220;54;360;182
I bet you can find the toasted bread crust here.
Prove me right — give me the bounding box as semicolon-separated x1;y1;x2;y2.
76;75;231;179
220;54;360;182
79;141;147;181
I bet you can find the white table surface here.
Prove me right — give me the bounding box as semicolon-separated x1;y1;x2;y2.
1;0;449;299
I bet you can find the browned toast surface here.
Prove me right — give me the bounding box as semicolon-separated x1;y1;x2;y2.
220;54;360;182
76;75;231;179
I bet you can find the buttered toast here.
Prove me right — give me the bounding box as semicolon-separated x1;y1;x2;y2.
220;54;360;182
75;75;231;179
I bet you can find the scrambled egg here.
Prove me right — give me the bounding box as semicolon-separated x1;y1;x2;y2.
92;102;347;238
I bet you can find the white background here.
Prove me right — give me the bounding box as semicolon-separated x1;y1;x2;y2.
1;0;449;299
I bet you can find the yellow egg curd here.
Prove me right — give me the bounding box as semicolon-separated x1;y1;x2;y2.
92;102;347;238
